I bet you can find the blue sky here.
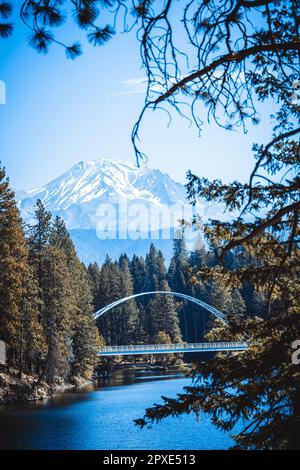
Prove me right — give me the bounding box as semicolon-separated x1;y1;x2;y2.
0;8;274;190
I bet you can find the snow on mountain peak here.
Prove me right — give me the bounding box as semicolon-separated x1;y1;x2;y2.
18;158;188;229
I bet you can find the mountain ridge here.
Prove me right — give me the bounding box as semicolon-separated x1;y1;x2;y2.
17;158;193;264
18;158;188;231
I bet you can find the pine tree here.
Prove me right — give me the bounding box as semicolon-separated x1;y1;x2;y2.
50;216;100;381
227;288;246;317
28;199;52;299
130;255;147;294
148;280;182;344
95;258;113;345
168;233;193;341
129;254;149;342
20;264;45;376
118;254;140;344
87;262;102;310
209;280;232;314
189;236;209;269
151;331;173;365
188;236;212;341
41;245;73;384
152;331;172;344
167;231;189;294
145;244;166;292
0;175;100;384
72;268;100;380
0;164;33;368
94;256;125;346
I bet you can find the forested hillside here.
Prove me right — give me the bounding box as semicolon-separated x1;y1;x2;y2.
88;236;266;349
0;164;100;391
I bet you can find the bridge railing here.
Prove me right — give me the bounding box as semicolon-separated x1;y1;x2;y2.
99;341;248;353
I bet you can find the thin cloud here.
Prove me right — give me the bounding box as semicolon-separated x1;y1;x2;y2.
111;77;147;97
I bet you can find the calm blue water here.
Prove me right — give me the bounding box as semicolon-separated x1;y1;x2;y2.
0;369;236;450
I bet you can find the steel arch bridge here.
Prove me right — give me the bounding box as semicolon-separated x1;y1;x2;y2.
93;291;248;356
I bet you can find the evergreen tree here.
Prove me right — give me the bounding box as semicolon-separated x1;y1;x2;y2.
168;233;193;341
95;258;113;345
20;264;45;376
145;244;166;291
50;216;100;381
94;257;124;346
148;280;182;344
151;331;174;365
130;255;147;294
87;262;102;311
241;281;267;318
41;245;73;384
72;273;100;380
0;164;37;369
209;280;232;314
118;254;140;344
28;199;52;300
227;288;246;317
188;236;212;341
167;230;189;294
152;331;171;345
130;254;149;343
189;236;209;269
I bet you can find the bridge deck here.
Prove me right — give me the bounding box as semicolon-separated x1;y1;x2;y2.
97;341;248;356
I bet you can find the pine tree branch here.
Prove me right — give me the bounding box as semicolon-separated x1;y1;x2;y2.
266;210;299;316
240;127;300;216
239;0;274;6
154;41;300;105
220;201;300;258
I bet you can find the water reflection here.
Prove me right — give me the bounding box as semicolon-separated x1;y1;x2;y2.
96;366;184;388
0;367;236;450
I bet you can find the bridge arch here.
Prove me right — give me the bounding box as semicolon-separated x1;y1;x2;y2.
93;291;227;324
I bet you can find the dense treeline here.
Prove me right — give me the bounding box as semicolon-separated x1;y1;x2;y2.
88;246;182;349
0;165;101;385
88;232;264;349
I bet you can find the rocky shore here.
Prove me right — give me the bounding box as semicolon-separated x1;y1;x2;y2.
0;368;92;405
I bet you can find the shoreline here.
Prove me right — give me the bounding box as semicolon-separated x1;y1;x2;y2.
0;368;93;405
0;362;188;405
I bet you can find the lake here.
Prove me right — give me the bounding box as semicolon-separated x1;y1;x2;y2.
0;368;236;450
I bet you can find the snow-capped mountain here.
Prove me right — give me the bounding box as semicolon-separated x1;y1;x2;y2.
18;159;188;230
17;158;195;263
17;158;226;264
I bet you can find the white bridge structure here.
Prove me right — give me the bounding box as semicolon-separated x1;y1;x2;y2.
93;291;248;356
